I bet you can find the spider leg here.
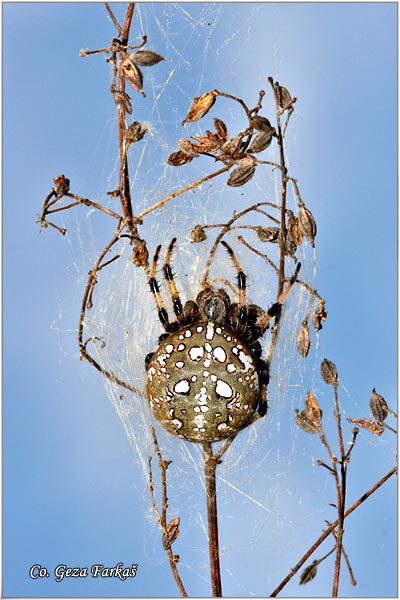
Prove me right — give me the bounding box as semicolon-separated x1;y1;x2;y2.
148;244;178;332
258;262;301;330
221;240;248;331
162;238;187;324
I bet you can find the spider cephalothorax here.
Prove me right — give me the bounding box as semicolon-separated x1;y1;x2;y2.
145;238;280;444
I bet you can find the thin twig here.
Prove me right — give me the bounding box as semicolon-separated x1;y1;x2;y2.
203;443;222;597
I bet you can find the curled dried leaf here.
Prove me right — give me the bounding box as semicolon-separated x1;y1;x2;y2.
256;226;280;243
369;388;389;423
121;58;145;96
191;133;220;154
297;320;311;358
298;201;317;247
248;130;274;153
227;163;256;187
131;239;149;267
167;151;194;167
295;409;320;434
312;301;328;331
53;174;70;197
284;231;297;259
182;91;216;125
191;224;207;243
348;418;384;436
126;121;148;145
162;516;180;550
320;358;338;385
300;561;318;585
113;89;132;114
129;49;164;66
295;391;322;434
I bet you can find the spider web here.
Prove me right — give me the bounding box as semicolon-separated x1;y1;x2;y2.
51;3;396;597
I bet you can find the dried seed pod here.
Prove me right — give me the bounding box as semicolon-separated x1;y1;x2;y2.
131;239;149;267
284;231;297;259
298;200;317;247
287;209;303;245
312;301;328;331
300;561;318;585
191;133;220;154
191;224;207;243
177;139;201;157
295;391;322;434
250;115;272;132
278;85;292;109
121;58;145;96
248;130;274;153
113;89;132;114
182;91;216;125
213;118;229;141
227;163;256;187
369;388;389;423
53;174;70;197
167;151;194;166
256;226;280;243
220;135;243;159
128;49;164;66
126;121;148;145
162;516;180;550
348;418;384;436
320;358;338;385
297;319;311;358
295;409;320;434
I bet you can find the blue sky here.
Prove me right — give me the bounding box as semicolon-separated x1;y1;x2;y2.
3;2;397;597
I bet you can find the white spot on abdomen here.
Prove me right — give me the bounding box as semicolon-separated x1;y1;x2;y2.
215;379;233;398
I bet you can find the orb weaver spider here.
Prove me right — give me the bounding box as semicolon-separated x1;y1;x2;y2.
145;238;300;443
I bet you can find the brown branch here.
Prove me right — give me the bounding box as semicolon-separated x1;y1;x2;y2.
203;443;222;597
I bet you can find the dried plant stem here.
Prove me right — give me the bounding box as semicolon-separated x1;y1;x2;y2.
148;427;188;597
135;164;231;222
332;381;346;597
269;465;397;596
203;443;222;597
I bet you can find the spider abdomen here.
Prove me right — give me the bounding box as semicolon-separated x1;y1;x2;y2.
146;321;260;443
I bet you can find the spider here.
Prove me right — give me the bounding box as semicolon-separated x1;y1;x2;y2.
145;238;299;443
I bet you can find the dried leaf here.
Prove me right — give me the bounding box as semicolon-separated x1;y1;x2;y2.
348;418;384;436
300;561;318;585
129;49;164;66
248;130;274;153
214;117;229;141
298;201;317;247
182;91;216;125
284;231;297;259
53;174;70;197
320;358;338;385
121;58;145;96
162;516;180;550
256;226;280;243
167;151;194;166
297;320;311;358
113;89;132;114
126;121;147;145
278;85;292;109
312;301;328;331
227;163;256;187
369;388;389;423
191;225;207;243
